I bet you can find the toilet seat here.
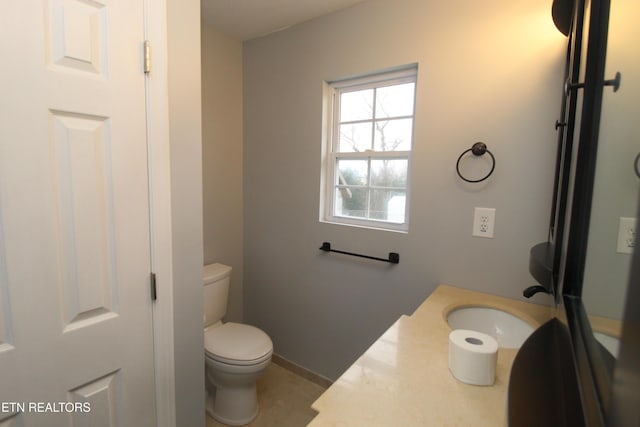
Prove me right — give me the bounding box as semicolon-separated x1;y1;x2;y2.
205;322;273;366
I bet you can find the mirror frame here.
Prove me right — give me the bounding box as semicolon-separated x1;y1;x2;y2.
515;0;638;424
557;0;618;423
549;0;586;298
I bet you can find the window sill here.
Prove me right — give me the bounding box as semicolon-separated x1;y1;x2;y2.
320;217;408;234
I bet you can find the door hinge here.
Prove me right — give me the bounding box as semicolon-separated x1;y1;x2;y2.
144;40;151;74
150;272;157;301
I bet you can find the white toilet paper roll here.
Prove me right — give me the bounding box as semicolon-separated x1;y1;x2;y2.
448;329;499;386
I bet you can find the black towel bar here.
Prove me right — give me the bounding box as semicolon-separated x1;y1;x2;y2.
319;242;399;264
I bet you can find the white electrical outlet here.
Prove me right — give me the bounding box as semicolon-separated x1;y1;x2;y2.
616;217;637;254
472;207;496;238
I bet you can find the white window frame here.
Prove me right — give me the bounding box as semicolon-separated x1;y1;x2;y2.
321;65;417;232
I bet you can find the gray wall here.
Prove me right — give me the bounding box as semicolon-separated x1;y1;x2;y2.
243;0;567;380
201;24;244;323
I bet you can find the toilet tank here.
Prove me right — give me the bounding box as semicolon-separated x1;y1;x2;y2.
203;263;231;327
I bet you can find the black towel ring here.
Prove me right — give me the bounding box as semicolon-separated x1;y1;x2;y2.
634;152;640;179
456;142;496;183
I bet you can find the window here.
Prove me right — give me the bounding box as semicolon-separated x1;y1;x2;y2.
321;66;417;232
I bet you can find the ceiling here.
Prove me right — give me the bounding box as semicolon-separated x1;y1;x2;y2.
202;0;368;41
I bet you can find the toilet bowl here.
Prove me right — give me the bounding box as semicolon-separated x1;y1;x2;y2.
203;264;273;426
205;322;272;425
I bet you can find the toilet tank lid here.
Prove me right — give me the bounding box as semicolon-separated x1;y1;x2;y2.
203;263;231;283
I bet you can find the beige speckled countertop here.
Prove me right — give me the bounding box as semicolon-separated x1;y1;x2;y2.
308;285;554;426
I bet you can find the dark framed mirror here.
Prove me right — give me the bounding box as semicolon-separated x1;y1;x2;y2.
557;0;614;422
560;0;640;423
513;0;639;424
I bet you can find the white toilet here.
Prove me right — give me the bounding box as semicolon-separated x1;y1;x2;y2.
203;263;273;426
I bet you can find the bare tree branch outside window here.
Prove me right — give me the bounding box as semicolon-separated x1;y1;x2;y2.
336;83;414;221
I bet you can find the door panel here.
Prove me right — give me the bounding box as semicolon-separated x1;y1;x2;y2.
50;110;118;331
0;1;156;425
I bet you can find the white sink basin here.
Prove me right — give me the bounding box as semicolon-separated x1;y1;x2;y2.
447;306;535;348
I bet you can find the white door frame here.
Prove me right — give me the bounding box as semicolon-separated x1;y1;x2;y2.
144;1;205;424
145;0;177;425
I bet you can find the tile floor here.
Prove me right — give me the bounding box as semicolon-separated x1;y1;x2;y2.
206;362;327;427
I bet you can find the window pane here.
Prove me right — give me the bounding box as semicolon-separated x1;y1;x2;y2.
339;123;372;152
373;118;413;151
340;89;373;122
337;159;368;185
334;187;368;219
369;190;406;223
325;67;416;230
371;159;407;187
375;83;415;118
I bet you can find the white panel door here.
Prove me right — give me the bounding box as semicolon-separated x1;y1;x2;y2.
0;1;156;426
